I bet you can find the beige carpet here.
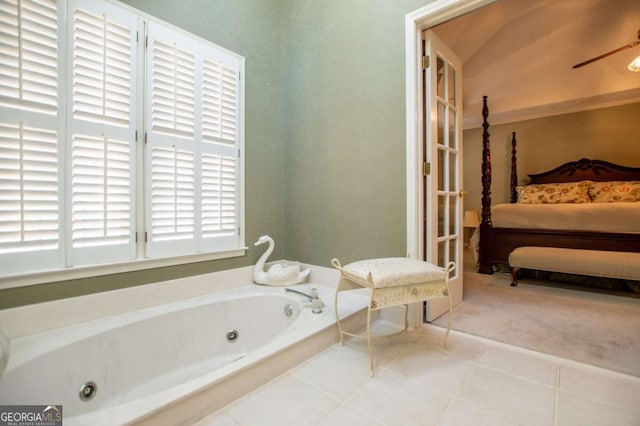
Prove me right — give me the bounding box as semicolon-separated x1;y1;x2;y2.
433;251;640;377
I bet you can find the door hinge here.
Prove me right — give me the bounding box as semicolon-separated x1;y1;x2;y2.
423;162;431;176
135;232;137;243
144;132;148;144
422;55;430;70
144;232;148;243
135;130;138;142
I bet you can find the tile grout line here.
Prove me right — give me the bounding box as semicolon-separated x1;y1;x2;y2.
390;331;491;426
285;346;385;425
554;362;640;417
473;361;557;390
210;346;343;425
439;337;489;425
322;372;387;426
225;408;245;426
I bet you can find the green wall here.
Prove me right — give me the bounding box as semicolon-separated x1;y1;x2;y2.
1;0;435;308
281;0;430;266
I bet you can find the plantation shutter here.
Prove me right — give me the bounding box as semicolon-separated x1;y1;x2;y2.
145;22;197;258
1;0;244;279
0;0;58;112
199;48;241;252
0;0;63;275
67;0;138;266
145;22;242;258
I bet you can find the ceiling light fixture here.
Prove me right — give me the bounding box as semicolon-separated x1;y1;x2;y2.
628;56;640;72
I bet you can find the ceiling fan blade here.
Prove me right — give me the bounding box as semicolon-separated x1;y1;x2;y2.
573;41;640;69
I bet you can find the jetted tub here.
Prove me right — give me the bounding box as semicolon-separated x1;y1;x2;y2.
0;283;367;425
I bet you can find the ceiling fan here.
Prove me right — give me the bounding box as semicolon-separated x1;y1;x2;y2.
572;29;640;69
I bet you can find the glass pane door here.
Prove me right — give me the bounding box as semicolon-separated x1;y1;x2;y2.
423;29;463;321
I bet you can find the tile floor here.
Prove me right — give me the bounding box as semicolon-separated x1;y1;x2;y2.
194;322;640;426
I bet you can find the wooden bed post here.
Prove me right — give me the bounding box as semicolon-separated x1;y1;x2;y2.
510;132;518;203
478;96;493;274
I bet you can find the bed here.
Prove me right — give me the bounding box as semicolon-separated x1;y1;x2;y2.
476;96;640;275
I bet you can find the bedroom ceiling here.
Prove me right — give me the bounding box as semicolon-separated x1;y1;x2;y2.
432;0;640;128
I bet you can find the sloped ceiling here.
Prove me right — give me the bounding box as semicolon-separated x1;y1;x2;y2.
432;0;640;128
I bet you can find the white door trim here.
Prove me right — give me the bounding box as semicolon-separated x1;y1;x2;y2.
404;0;493;326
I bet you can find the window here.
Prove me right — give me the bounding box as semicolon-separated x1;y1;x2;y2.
0;0;245;279
144;21;242;258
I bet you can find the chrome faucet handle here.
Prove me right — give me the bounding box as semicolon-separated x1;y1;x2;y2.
285;287;323;313
311;293;323;314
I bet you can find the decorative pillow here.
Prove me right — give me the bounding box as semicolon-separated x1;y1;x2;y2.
589;181;640;203
516;181;591;204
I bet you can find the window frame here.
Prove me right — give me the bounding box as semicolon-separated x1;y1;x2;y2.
0;0;246;289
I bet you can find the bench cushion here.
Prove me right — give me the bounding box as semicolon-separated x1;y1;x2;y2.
339;257;446;289
509;247;640;281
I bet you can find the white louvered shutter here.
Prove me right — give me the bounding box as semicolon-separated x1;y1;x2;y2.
199;49;241;252
145;22;197;258
145;23;242;258
67;0;137;266
0;0;58;113
1;0;244;278
0;0;63;275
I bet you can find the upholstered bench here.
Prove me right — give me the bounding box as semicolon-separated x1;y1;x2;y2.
509;246;640;286
331;257;455;377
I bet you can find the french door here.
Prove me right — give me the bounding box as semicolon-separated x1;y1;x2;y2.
422;30;464;321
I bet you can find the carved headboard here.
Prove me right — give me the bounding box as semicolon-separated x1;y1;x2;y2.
527;158;640;184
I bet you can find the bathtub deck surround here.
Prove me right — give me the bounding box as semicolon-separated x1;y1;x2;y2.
0;261;328;340
0;263;370;425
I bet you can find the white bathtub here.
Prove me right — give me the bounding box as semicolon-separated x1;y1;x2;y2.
0;277;368;425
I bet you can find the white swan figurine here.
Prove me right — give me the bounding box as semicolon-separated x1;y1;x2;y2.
253;235;310;286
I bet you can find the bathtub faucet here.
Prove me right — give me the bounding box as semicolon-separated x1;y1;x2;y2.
285;288;312;300
285;288;323;314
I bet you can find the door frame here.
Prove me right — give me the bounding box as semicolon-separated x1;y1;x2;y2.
404;0;493;326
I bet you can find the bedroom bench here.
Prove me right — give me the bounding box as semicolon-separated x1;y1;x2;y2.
509;246;640;287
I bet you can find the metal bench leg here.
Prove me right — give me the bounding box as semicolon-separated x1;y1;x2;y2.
367;305;374;377
443;295;453;356
367;292;375;377
443;261;456;355
334;287;345;345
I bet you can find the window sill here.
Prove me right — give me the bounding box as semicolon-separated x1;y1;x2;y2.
0;248;247;291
